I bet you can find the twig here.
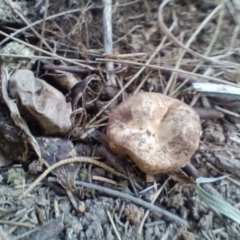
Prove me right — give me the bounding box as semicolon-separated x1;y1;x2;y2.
92;176;118;185
164;3;223;95
86;19;177;126
192;82;240;98
158;0;239;68
21;157;128;197
0;220;34;228
0;54;95;64
170;1;225;97
36;0;49;76
133;71;152;94
113;25;143;44
138;177;170;234
4;0;53;53
194;108;224;119
127;169;139;196
105;53;146;58
160;229;169;240
102;0;116;86
145;220;164;228
54;199;60;218
0;227;11;240
9;214;27;234
107;211;122;240
227;25;240;55
0;6;93;46
12;228;39;240
226;0;240;25
0;30;94;69
73;181;188;226
96;58;240;87
214;106;240;118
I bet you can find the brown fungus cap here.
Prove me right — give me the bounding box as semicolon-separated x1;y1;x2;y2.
106;92;201;174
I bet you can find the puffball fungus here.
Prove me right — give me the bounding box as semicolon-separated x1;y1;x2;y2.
106;92;201;174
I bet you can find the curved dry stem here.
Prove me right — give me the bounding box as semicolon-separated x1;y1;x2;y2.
21;157;128;197
164;2;224;95
158;0;239;68
0;30;94;69
96;58;240;87
170;2;225;97
0;6;93;46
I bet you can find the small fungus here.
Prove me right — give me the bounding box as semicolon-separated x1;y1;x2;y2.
107;92;201;174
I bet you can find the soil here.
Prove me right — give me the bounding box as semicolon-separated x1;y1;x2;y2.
1;0;240;239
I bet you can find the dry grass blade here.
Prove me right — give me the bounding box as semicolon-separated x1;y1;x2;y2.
86;19;177;126
170;2;225;96
158;0;240;68
36;0;49;75
96;58;240;87
0;227;11;240
0;7;91;46
22;157;128;197
138;177;171;235
4;0;53;53
0;30;94;69
0;220;34;228
107;211;122;240
164;2;223;95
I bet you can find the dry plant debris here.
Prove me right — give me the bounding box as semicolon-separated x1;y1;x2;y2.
1;0;240;239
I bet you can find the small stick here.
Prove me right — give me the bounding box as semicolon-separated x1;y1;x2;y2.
138;177;171;235
0;30;93;69
47;177;188;226
0;220;34;228
4;0;52;53
158;0;232;67
107;211;122;240
0;6;93;46
54;199;60;218
96;58;240;87
182;163;224;201
92;176;118;185
73;180;188;227
12;228;39;240
21;157;128;197
102;0;116;86
194;107;224;119
215;106;240;117
8;214;27;234
86;20;177;126
36;0;49;76
0;227;11;240
66;190;79;212
164;3;223;95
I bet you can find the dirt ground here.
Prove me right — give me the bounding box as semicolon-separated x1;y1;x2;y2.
1;0;240;239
